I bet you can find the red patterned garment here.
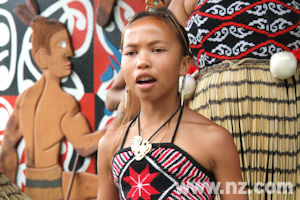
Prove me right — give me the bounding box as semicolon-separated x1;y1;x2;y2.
186;0;300;69
112;144;215;200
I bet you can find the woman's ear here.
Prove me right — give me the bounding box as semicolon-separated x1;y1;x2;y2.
35;48;48;70
179;55;191;76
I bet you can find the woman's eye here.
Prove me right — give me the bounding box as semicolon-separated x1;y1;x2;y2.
154;49;164;52
125;51;136;56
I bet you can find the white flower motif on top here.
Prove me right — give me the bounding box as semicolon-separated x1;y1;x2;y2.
122;165;160;199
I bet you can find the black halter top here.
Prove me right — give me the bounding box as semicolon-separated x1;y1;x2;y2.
112;107;216;199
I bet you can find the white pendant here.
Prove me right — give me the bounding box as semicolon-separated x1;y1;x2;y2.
131;136;152;161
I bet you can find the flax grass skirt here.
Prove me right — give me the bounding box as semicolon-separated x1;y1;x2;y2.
189;58;300;200
0;172;32;200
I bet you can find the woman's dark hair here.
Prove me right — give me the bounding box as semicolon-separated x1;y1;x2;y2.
121;7;191;57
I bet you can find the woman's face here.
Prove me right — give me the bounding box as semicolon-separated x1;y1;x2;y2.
121;16;188;103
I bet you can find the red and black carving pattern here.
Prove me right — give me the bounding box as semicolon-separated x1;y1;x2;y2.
186;0;300;69
112;144;215;200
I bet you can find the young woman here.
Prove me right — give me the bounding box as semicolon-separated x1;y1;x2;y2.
97;8;248;200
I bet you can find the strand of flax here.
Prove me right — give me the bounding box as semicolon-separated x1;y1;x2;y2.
0;172;32;200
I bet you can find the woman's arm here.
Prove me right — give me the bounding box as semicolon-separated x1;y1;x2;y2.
210;126;249;199
97;132;120;200
105;70;126;111
168;0;198;26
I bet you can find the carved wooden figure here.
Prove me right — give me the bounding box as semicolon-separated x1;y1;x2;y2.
0;16;104;200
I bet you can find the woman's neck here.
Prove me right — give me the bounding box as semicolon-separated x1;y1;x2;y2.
139;97;181;127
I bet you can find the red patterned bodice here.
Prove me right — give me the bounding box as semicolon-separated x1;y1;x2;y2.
112;144;215;200
112;107;215;200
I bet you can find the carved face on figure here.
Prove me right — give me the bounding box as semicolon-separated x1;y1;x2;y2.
47;29;74;78
31;16;74;78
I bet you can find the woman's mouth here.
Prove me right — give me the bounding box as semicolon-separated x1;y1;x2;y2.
137;77;156;84
136;75;156;90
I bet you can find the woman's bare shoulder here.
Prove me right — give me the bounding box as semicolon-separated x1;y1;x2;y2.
98;120;132;153
183;107;215;126
173;107;235;171
98;127;119;151
181;107;234;147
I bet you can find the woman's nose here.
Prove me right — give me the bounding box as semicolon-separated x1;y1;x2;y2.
136;52;151;69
